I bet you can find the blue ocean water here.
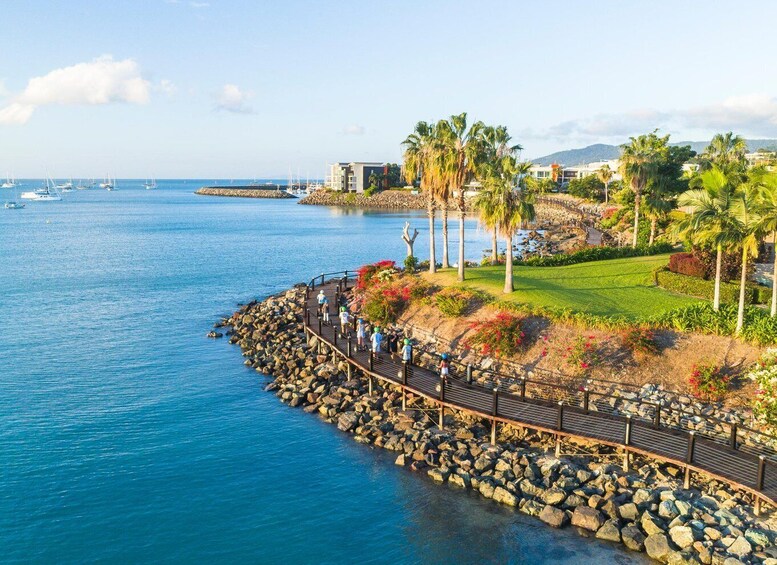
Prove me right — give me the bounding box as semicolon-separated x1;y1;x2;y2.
0;181;645;564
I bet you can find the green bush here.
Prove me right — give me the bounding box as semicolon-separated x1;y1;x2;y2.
567;176;605;202
435;288;474;317
654;268;768;305
688;362;729;401
403;255;419;272
518;242;673;267
651;302;777;345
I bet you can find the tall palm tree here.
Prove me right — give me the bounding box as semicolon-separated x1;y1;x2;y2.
620;132;668;247
676;168;741;311
643;179;674;245
402;121;438;273
754;172;777;316
596;164;614;204
475;156;536;293
732;183;762;334
438;113;486;281
700;132;747;175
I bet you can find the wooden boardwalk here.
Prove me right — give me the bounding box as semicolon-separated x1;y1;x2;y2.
304;273;777;512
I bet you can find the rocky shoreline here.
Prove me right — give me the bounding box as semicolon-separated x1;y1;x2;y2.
220;286;777;564
195;187;296;199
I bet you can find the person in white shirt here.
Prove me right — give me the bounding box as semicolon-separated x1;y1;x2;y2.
371;327;383;356
339;307;350;337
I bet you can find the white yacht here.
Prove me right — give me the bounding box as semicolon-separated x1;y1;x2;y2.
99;175;114;190
20;179;62;201
1;174;16;189
144;176;157;190
55;179;74;192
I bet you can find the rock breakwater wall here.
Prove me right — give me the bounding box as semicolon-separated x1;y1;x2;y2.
195;187;296;199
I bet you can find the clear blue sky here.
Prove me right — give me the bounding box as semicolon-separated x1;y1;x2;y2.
2;0;777;178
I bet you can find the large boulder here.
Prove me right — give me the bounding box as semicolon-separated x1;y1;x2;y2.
621;525;645;551
642;511;666;536
571;506;604;532
669;526;696;549
595;519;621;543
726;536;752;558
492;486;518;507
645;533;672;563
539;504;569;528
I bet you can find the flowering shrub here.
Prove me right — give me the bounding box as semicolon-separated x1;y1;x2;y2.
356;260;397;290
668;252;707;278
747;348;777;427
688;362;729;401
464;311;527;358
564;335;601;373
620;326;659;357
435;287;476;317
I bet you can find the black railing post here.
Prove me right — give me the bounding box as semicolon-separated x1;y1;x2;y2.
757;456;766;491
369;350;374;372
466;363;472;384
625;415;632;445
402;362;408;385
686;431;696;464
305;306;310;326
583;388;590;413
654;405;661;429
318;317;322;334
492;388;498;417
730;423;738;450
333;326;338;347
347;337;352;358
520;377;526;400
557;401;564;431
320;273;324;286
439;376;445;402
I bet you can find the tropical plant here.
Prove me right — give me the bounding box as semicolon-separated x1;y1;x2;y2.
597;164;614;204
699;132;747;176
731;181;763;334
465;311;528;357
688;362;729;401
753;171;777;316
402;121;439;273
475;155;536;293
643;178;674;245
675;168;742;311
620;132;669;247
437;113;486;281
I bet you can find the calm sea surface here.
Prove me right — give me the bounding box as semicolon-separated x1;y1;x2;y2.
0;181;645;564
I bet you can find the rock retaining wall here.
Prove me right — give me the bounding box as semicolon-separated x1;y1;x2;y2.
220;287;777;565
195;187;295;199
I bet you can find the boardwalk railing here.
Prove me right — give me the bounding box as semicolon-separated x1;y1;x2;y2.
303;272;777;512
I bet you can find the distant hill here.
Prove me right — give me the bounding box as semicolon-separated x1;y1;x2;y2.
532;139;777;166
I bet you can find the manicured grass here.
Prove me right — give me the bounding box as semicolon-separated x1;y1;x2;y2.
426;254;700;318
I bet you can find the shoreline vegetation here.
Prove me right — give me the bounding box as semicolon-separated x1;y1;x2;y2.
220;282;777;565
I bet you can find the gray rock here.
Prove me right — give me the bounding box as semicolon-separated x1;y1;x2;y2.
492;486;518;507
571;506;604;532
543;488;567;506
667;550;701;565
539;504;569;528
618;502;639;522
659;500;680;520
645;533;672;562
726;536;752;557
642;511;666;535
622;526;645;551
744;528;771;548
670;526;696;549
595;519;621;543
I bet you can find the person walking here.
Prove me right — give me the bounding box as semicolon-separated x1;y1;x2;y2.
356;318;366;351
339;306;350;337
401;338;412;364
439;353;450;384
371;326;383;357
322;297;330;324
387;331;398;359
317;289;326;315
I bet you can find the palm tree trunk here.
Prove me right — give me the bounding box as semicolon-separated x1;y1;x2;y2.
736;246;748;335
632;193;640;248
441;204;450;269
649;217;657;246
457;205;465;282
428;197;436;274
713;244;722;311
604;181;609;205
771;234;777;317
503;234;513;293
491;229;498;265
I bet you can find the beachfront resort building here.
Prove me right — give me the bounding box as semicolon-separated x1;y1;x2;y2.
528;160;621;185
325;162;386;193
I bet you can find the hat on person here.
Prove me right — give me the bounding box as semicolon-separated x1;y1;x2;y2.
441;353;449;360
404;338;410;345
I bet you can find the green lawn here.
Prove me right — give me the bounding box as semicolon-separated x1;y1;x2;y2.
428;254;699;318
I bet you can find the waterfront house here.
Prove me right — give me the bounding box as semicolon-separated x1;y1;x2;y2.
325;162;386;193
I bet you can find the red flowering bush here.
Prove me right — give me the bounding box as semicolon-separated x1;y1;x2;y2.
620;326;659;357
464;311;527;358
564;335;601;374
356;260;397;290
668;252;706;279
688;362;729;401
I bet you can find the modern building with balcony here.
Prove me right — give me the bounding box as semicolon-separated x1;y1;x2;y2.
325;162;386;193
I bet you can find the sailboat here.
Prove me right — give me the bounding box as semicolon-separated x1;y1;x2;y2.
20;178;62;201
55;178;74;192
144;176;157;190
99;175;113;190
76;179;90;190
1;174;16;189
4;182;24;209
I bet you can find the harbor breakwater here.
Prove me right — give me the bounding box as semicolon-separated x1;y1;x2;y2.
195;187;296;199
222;285;777;565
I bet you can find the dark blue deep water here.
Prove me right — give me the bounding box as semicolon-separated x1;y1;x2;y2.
0;181;645;563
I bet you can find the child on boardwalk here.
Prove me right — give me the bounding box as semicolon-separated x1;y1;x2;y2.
371;326;383;357
401;338;412;364
317;289;326;315
322;297;330;324
387;331;398;359
439;353;450;383
339;307;350;337
356;319;366;351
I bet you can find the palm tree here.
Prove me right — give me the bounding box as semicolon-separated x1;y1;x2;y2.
475;156;536;293
676;168;741;311
732;183;762;334
754;172;777;316
437;113;486;282
620;132;668;247
700;132;747;175
643;179;674;245
596;164;614;204
402;121;438;273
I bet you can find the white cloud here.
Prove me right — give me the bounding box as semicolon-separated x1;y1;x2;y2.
0;55;150;125
215;84;254;114
342;124;365;135
156;79;177;97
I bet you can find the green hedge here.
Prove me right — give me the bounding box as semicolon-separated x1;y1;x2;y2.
654;268;770;305
652;303;777;346
519;242;674;267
